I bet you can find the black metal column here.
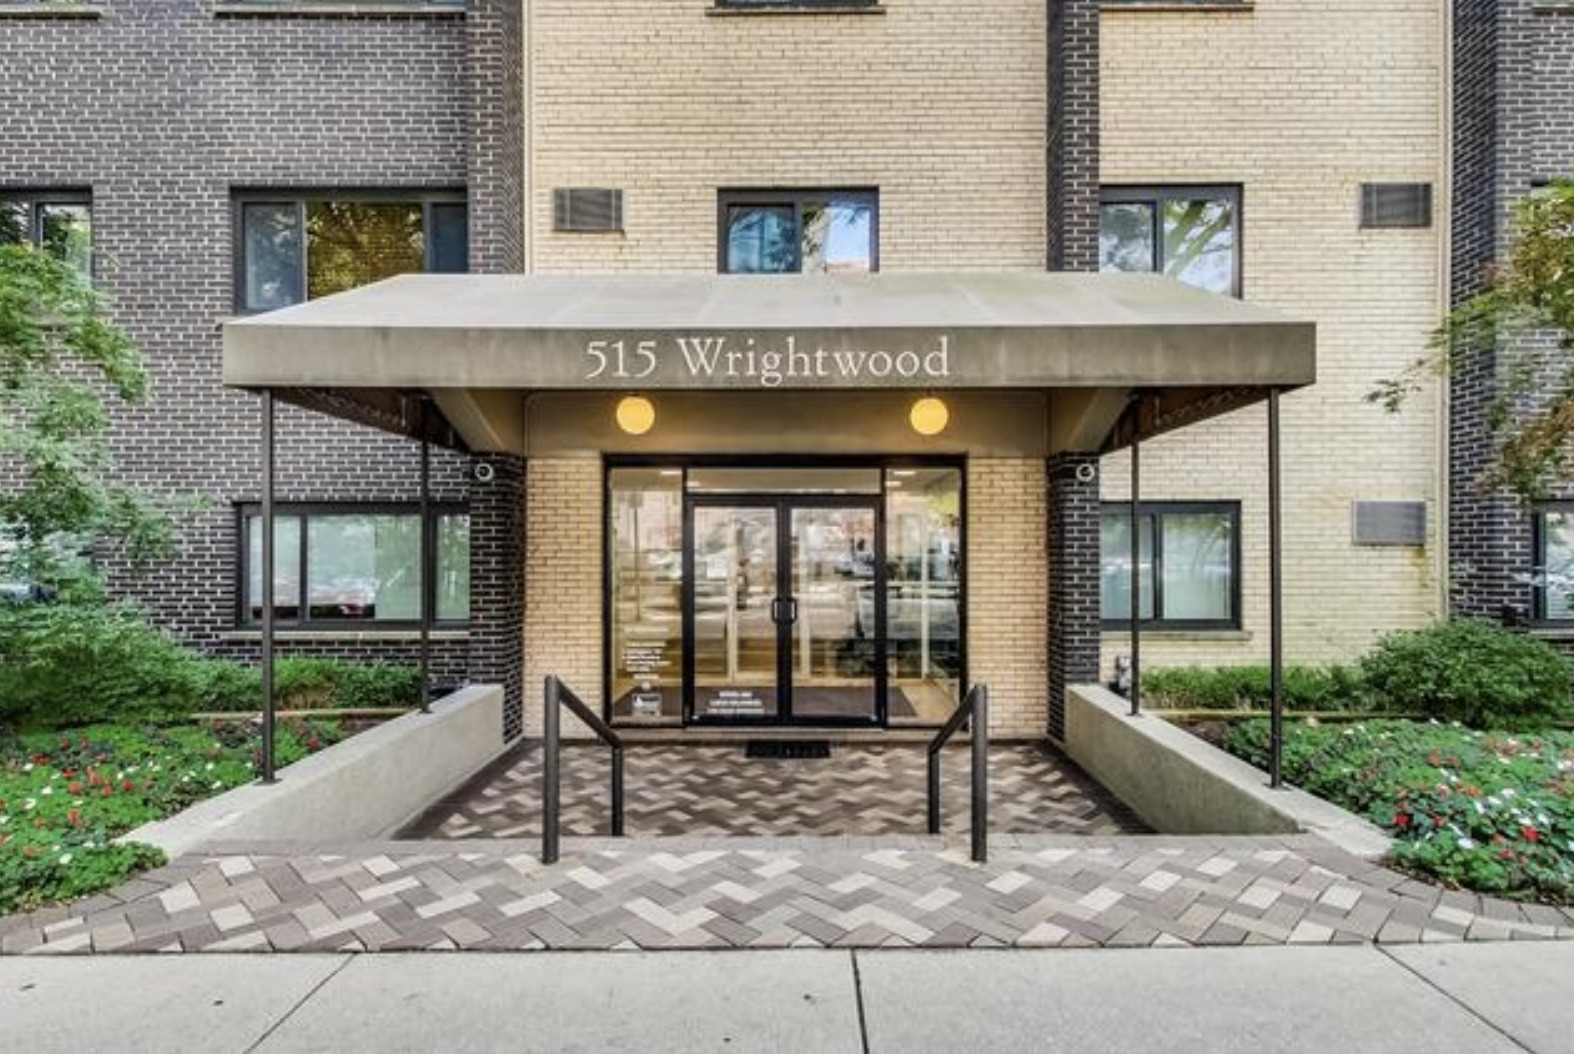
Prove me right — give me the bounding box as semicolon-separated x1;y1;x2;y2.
418;403;432;714
970;685;989;864
543;676;561;865
1129;399;1142;717
1268;390;1285;788
259;390;277;784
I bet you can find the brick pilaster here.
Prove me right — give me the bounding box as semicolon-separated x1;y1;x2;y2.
469;454;526;742
1048;0;1101;272
1047;453;1102;742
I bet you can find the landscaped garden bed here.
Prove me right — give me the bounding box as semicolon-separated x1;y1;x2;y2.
0;718;348;916
1226;719;1574;902
1146;619;1574;903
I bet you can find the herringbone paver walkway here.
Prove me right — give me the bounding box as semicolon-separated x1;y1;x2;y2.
404;743;1145;839
4;835;1572;954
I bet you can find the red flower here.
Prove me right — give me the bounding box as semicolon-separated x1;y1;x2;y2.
1394;812;1411;829
1523;827;1540;843
1431;814;1443;828
23;845;37;858
61;768;75;779
100;787;112;798
67;809;81;827
1500;849;1516;860
122;780;135;792
68;782;83;795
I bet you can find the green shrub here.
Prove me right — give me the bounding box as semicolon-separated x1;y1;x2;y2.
0;602;205;727
1360;619;1573;729
0;601;421;727
1141;664;1370;712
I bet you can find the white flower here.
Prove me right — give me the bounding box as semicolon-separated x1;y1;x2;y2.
1502;787;1517;798
40;786;52;797
57;854;72;866
21;763;32;773
1457;837;1478;850
22;798;35;811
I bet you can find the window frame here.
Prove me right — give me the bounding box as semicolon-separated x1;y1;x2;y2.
230;187;469;314
1100;500;1243;631
0;189;93;279
1099;184;1244;298
716;188;880;274
1532;504;1574;626
235;501;471;630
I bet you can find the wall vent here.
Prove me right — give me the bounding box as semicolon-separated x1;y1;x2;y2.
1352;501;1427;547
553;188;623;232
1360;183;1433;229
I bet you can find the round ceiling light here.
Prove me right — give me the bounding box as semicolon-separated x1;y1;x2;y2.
615;395;656;436
909;396;949;437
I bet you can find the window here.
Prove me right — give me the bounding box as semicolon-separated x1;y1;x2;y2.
1101;503;1240;629
719;189;877;274
1099;186;1240;297
234;191;467;312
0;193;92;277
1534;508;1574;624
239;505;469;627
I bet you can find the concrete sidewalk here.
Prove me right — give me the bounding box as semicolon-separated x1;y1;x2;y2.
3;943;1570;1053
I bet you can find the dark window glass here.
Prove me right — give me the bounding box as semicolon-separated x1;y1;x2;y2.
1100;187;1240;297
436;513;471;621
430;203;469;274
240;506;468;626
1536;510;1574;622
242;203;304;311
305;201;425;300
0;195;92;279
726;205;797;274
720;190;877;274
1101;504;1238;628
235;193;467;311
1098;202;1155;274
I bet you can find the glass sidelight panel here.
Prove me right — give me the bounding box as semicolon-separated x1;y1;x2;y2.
609;469;685;724
790;506;879;721
885;468;963;724
692;506;780;719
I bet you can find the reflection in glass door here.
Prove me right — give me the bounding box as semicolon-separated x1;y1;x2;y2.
790;506;879;722
691;506;780;719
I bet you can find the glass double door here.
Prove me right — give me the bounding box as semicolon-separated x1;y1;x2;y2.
685;497;884;725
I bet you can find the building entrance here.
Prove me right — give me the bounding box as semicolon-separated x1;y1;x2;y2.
687;497;883;724
607;462;964;729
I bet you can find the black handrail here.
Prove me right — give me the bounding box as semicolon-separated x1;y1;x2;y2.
543;675;625;864
926;684;988;863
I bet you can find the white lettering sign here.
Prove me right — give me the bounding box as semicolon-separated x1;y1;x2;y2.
583;335;951;387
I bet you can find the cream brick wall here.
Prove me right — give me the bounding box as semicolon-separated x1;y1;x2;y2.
523;458;603;737
968;458;1048;737
1099;0;1447;673
527;0;1046;273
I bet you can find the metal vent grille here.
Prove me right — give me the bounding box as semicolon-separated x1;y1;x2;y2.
1352;501;1427;547
1360;183;1433;229
745;740;831;760
552;188;623;232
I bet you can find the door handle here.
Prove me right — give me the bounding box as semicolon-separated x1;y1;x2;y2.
771;598;800;624
787;598;799;624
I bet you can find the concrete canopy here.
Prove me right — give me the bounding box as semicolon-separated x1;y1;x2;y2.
221;271;1316;455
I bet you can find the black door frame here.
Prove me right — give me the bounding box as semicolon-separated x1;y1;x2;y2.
683;492;887;727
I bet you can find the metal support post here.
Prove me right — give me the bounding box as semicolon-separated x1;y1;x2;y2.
1129;398;1142;717
259;391;277;784
970;685;989;864
418;405;432;715
1268;390;1285;789
543;676;561;864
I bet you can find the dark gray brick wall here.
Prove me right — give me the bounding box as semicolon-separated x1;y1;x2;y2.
467;454;525;740
0;2;522;688
1046;453;1102;742
1047;0;1100;272
1449;1;1574;628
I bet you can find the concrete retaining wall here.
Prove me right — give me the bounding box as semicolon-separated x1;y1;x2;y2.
126;685;514;857
1064;685;1390;860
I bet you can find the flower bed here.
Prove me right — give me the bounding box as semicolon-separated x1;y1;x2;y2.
0;719;345;915
1226;719;1574;902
